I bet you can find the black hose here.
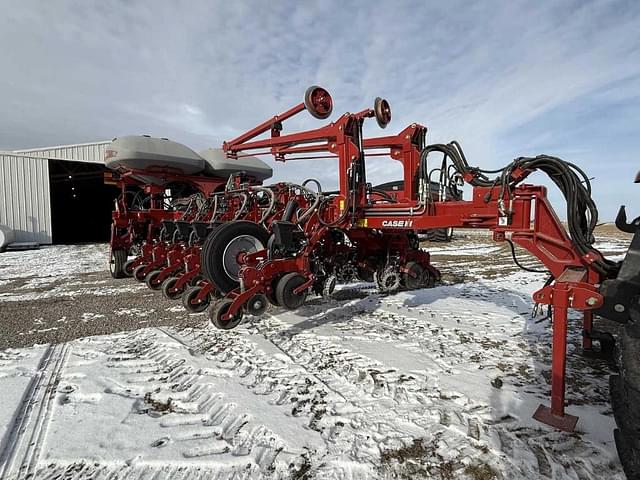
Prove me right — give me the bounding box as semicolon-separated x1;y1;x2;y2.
370;189;398;203
318;195;351;227
282;199;298;222
420;143;618;277
505;239;548;274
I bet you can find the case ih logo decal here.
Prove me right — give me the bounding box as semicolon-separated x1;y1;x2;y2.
381;220;413;228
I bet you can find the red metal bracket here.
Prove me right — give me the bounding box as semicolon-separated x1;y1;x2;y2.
531;269;603;431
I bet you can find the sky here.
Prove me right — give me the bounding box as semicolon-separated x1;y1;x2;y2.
1;0;639;220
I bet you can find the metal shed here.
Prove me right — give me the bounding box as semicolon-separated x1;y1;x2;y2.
13;141;109;164
0;141;112;245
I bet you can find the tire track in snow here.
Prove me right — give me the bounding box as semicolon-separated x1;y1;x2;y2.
97;328;291;476
171;321;487;477
35;462;280;480
0;343;70;480
250;291;623;479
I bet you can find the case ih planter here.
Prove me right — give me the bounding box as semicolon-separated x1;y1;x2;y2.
196;86;640;477
103;86;640;477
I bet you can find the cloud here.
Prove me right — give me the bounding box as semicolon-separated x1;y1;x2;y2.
1;0;639;218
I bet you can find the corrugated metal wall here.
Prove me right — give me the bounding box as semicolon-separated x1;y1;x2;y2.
13;141;110;165
0;141;111;244
0;154;52;243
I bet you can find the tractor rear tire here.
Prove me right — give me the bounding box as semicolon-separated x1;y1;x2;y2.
201;221;269;294
611;327;640;479
422;227;454;242
109;249;127;279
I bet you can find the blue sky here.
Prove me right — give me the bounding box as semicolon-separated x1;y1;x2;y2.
1;0;639;219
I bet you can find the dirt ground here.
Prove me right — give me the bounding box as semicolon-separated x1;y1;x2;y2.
0;226;630;350
0;256;200;350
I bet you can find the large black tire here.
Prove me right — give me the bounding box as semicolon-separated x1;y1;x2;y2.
421;227;454;242
200;221;270;294
611;327;640;479
109;249;127;279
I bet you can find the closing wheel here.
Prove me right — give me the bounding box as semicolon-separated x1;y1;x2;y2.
133;264;148;282
304;85;333;119
181;286;210;313
123;259;136;277
420;269;436;288
322;275;337;297
246;293;269;316
210;299;244;330
275;273;308;310
109;249;127;279
374;97;392;129
376;266;400;293
201;221;270;294
161;277;184;300
401;262;425;290
145;270;163;290
190;274;206;287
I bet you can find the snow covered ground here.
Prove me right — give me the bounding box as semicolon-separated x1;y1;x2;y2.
0;230;631;479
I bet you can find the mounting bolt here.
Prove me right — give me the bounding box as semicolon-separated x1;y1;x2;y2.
586;297;598;306
615;304;626;313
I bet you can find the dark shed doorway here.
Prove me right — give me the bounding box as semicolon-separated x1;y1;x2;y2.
48;159;119;244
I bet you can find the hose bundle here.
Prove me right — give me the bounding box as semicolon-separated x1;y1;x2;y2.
420;142;618;276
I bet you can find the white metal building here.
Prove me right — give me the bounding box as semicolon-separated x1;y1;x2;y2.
0;141;112;245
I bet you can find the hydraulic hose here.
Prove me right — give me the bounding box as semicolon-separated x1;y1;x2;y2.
249;186;276;224
298;179;323;223
232;192;249;221
420;143;617;276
